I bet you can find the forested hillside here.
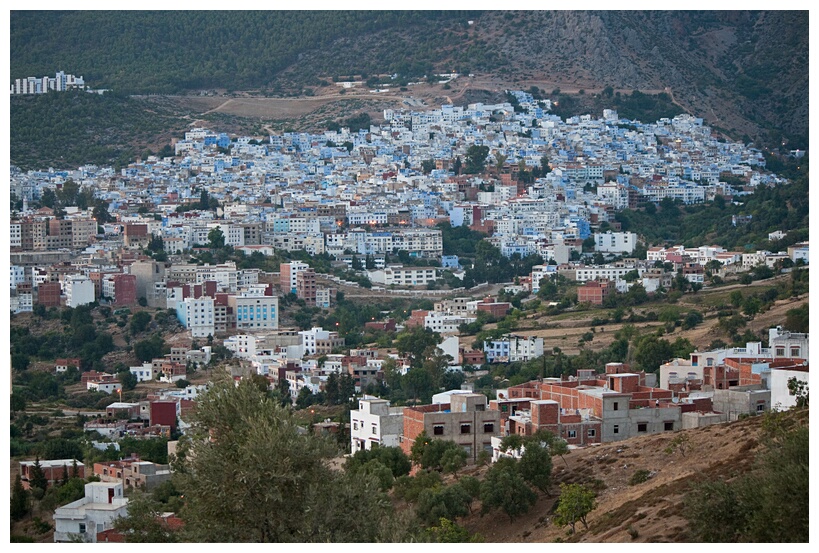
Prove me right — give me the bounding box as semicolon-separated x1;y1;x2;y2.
10;11;808;149
10;92;189;169
10;11;483;94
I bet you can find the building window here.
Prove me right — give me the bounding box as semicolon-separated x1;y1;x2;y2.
756;404;765;412
588;428;596;437
483;422;494;433
613;402;619;411
790;347;801;357
371;425;377;435
433;424;444;436
567;430;577;438
460;424;471;434
613;425;619;434
637;423;647;432
79;523;86;534
664;422;674;431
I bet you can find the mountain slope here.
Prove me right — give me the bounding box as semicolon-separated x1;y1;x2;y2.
10;11;808;148
459;407;808;542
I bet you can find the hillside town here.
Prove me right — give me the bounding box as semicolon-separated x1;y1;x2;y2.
9;92;809;542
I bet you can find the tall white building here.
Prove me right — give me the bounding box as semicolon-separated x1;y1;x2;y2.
10;265;25;289
594;231;638;254
64;274;95;308
177;296;216;338
350;397;404;453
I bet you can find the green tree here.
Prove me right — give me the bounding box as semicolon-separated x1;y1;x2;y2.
554;483;597;534
133;334;166;363
684;414;808;542
479;459;537;522
10;474;31;521
518;441;553;493
426;518;480;542
784;304;808;333
345;446;411;479
130;311;152;334
634;335;673;372
416;484;472;526
464;145;489;174
116;370;138;391
395;326;441;369
175;379;404;542
113;491;178;542
440;446;468;478
207;227;225;249
29;457;48;492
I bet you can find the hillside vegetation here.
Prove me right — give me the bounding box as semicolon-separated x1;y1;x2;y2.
11;11;808;149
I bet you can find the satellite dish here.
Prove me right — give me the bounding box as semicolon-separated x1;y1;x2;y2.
672;397;679;403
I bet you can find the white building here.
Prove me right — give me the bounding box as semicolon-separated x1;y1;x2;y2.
53;482;129;543
350;397;404;454
129;362;155;383
64;274;95;308
177;296;216;338
593;231;638;254
87;380;122;395
769;366;810;411
230;291;279;331
484;335;544;363
10;222;22;249
424;312;475;335
371;265;439;287
11;291;33;314
10;265;25;289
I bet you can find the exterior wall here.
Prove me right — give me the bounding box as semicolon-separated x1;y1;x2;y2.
712;388;771;420
681;412;725;429
38;280;63;306
769;369;809;411
594;231;637;254
350;399;403;453
401;394;501;462
65;276;95;307
600;404;680;442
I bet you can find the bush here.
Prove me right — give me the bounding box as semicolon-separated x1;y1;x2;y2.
627;525;639;540
629;469;652;486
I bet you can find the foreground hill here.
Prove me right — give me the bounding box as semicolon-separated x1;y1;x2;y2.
459;407;808;542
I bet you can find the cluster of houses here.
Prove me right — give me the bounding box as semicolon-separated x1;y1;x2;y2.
10;91;807;319
9;90;811;542
351;326;809;463
24;322;808;542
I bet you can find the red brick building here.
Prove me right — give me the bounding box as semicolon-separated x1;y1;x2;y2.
401;393;501;463
37;281;62;307
475;297;511;319
19;459;85;489
577;279;615;305
499;363;711;444
296;268;317;305
103;273;137;306
149;401;178;430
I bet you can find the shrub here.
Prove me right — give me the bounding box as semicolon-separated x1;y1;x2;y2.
629;469;652;486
